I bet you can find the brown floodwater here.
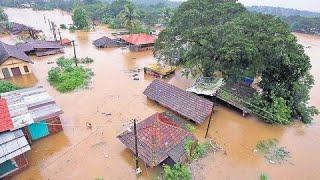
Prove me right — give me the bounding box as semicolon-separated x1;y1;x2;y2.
1;8;320;180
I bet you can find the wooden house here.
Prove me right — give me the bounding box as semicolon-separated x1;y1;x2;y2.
117;113;196;167
119;33;157;52
16;40;64;57
0;87;63;143
143;79;213;124
0;129;31;179
0;42;33;79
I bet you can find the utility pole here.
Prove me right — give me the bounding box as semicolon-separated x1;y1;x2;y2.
205;96;215;138
58;28;62;44
133;119;140;175
72;40;78;67
51;21;57;41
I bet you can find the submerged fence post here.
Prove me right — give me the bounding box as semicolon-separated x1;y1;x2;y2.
205;96;215;138
133;119;140;175
72;40;78;66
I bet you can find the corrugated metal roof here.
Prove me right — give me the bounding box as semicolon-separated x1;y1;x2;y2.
0;99;14;132
0;87;62;130
120;33;156;45
0;129;30;164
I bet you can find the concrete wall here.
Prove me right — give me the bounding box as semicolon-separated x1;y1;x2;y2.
0;58;32;79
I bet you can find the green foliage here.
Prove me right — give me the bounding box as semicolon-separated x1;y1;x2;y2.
60;24;67;29
184;124;195;133
247;6;320;18
48;57;93;93
117;2;140;33
255;139;290;164
155;0;318;124
108;18;123;29
283;16;320;35
0;81;20;93
79;57;94;64
184;138;209;161
72;7;89;30
259;173;269;180
163;164;191;180
69;25;76;32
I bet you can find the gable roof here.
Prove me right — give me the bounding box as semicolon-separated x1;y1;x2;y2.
9;22;41;35
117;113;195;167
0;129;31;164
0;99;14;133
0;87;63;130
93;36;119;47
120;33;156;45
0;42;33;65
143;79;214;124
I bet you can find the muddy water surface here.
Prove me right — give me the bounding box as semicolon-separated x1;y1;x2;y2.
1;8;320;180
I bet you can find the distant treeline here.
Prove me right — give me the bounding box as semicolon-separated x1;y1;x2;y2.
248;6;320;35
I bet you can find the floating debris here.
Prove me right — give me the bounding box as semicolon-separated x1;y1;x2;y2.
254;139;290;164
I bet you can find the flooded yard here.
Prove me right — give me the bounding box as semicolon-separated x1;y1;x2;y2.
1;8;320;180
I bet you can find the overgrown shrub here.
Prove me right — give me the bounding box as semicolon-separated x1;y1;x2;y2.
184;138;209;161
0;80;20;93
48;57;93;93
79;57;94;64
60;24;67;29
163;164;191;180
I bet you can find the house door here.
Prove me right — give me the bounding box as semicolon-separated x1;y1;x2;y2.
1;68;11;78
11;67;22;76
28;121;50;140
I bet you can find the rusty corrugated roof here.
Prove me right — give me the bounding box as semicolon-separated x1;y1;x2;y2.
117;113;195;167
120;33;156;45
0;99;13;133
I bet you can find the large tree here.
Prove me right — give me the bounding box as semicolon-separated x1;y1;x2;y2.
117;2;140;33
154;0;318;124
72;7;89;29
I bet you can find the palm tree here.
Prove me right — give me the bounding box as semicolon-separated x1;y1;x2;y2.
118;2;140;34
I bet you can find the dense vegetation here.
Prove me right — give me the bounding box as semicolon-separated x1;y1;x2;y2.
0;81;20;93
247;6;320;17
163;164;191;180
0;7;9;33
48;57;93;93
248;6;320;35
155;0;318;124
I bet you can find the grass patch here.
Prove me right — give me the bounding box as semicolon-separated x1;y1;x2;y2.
255;139;290;164
260;173;269;180
184;124;196;133
48;57;93;93
0;80;20;93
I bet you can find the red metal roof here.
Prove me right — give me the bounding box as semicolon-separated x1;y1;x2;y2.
117;113;195;167
0;98;13;132
143;79;214;124
120;33;156;45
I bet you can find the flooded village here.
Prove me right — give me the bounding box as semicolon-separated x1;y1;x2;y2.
0;1;320;180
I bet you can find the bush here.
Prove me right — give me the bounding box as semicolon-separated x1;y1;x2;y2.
69;25;76;33
184;138;209;161
60;24;67;29
0;81;20;93
79;57;94;64
163;164;191;180
48;57;93;93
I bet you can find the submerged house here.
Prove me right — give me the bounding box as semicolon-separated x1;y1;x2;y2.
0;42;33;79
16;40;64;57
0;129;31;179
0;87;63;143
8;22;41;35
117;113;195;167
143;79;214;124
119;33;157;52
93;36;122;48
187;77;257;116
144;63;176;78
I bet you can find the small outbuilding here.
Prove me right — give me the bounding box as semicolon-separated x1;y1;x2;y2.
93;36;122;48
60;38;72;46
143;63;176;78
0;129;31;179
119;33;157;52
143;79;214;124
0;87;63;143
117;113;195;167
0;42;33;79
8;22;41;35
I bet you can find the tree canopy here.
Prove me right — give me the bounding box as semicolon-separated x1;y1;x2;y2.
154;0;318;124
72;7;89;29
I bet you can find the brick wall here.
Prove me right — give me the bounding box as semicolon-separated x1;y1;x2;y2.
47;116;63;134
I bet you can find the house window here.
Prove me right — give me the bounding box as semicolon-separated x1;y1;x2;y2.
23;66;29;73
